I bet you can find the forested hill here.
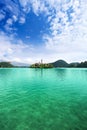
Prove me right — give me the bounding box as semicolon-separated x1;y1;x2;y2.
0;62;14;68
51;60;69;67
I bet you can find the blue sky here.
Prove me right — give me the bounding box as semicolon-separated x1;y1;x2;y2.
0;0;87;63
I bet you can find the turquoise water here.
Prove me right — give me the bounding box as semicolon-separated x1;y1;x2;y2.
0;68;87;130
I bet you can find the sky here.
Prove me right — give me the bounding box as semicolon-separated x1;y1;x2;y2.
0;0;87;64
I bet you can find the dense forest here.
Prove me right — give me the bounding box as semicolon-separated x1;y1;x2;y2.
76;61;87;68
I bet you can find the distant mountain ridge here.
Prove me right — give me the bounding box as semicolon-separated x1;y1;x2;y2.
0;61;29;68
0;60;87;68
50;60;87;68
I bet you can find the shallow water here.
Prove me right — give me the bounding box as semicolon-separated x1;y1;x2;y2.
0;68;87;130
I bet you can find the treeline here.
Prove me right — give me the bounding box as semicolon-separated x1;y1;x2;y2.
76;61;87;68
69;61;87;68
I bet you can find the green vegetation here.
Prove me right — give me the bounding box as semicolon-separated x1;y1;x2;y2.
77;61;87;68
30;60;87;68
51;60;87;68
0;62;14;68
0;60;87;68
68;61;87;68
51;60;69;67
30;63;53;68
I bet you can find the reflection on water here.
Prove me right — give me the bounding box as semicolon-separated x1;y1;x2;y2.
55;68;67;80
34;68;44;77
0;68;12;77
0;68;87;130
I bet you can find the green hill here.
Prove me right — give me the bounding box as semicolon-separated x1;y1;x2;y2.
51;60;69;67
0;62;14;68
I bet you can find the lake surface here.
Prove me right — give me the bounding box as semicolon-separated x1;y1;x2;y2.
0;68;87;130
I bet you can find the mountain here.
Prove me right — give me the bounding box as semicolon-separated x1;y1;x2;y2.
0;61;29;68
51;60;69;67
0;62;14;68
51;60;87;68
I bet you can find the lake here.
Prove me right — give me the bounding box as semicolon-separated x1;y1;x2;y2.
0;68;87;130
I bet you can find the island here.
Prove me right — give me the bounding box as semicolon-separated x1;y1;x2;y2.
30;63;53;68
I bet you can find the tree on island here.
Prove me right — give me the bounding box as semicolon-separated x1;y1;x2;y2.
30;63;53;68
30;59;53;68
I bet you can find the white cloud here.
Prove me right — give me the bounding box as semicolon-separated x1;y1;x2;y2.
6;18;13;25
0;31;34;63
0;31;53;63
0;29;87;64
6;0;20;17
19;0;50;15
19;17;26;24
19;0;29;7
4;18;13;31
40;0;87;62
31;0;49;16
0;14;5;21
26;36;30;39
12;15;18;22
0;0;87;63
0;0;27;27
